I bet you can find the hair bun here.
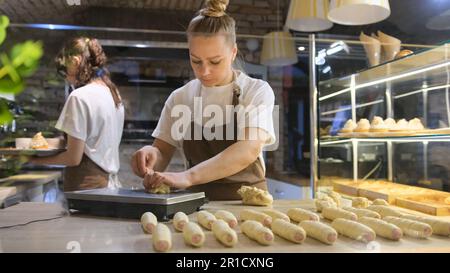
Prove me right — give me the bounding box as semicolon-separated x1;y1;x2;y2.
86;38;107;68
201;0;229;17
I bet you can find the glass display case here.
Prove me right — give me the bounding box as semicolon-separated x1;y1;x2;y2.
315;42;450;207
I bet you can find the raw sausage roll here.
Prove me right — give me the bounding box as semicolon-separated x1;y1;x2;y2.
358;216;403;240
271;219;306;243
241;220;274;245
212;219;238;247
298;220;337;245
240;209;272;227
141;212;157;234
331;218;376;243
287;208;320;222
152;223;172;252
182;222;205;247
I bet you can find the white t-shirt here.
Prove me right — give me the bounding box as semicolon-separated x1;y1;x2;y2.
152;71;276;169
55;83;125;182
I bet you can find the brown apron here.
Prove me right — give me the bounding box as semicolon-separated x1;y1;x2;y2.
63;154;108;192
182;74;267;200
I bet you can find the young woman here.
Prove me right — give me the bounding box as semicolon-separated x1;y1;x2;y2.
131;0;276;200
31;37;124;191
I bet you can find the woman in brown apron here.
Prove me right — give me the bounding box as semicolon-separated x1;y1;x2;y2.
30;37;124;192
131;0;275;200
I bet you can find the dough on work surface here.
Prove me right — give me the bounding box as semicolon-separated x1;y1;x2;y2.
237;186;273;206
314;195;337;212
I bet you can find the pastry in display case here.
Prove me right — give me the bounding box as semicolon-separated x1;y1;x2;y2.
316;42;450;216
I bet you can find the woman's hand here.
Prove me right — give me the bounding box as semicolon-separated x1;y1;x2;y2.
131;146;159;178
143;171;193;191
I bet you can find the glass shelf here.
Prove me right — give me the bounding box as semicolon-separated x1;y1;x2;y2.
321;134;450;145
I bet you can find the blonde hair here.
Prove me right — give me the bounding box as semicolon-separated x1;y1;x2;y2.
187;0;236;46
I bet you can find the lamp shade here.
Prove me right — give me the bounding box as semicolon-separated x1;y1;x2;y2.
286;0;333;32
260;31;298;66
328;0;391;25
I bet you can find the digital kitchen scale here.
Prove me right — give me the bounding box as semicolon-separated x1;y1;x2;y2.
65;188;206;221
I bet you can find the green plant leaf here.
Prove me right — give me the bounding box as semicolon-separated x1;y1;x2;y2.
9;41;43;77
0;16;10;28
0;99;12;124
0;78;24;94
0;29;6;46
0;16;9;46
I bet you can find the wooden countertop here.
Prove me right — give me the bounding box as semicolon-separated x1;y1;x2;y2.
0;200;449;253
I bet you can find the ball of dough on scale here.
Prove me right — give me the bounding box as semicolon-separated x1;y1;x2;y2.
148;183;170;194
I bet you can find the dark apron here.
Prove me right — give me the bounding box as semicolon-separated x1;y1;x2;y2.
63;154;109;192
182;74;267;200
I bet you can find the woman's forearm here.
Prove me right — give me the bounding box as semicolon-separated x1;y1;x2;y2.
186;140;262;186
30;151;81;167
